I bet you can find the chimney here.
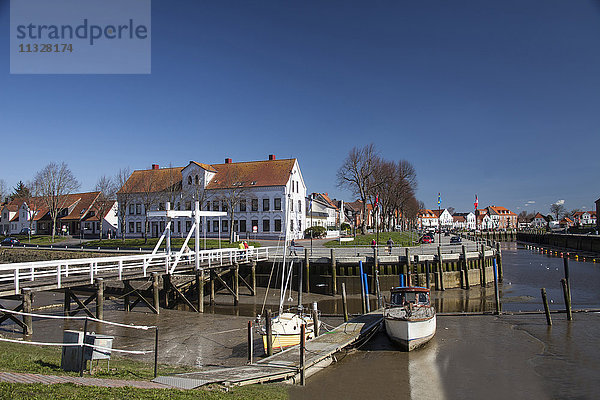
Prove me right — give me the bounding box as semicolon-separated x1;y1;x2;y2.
152;164;159;170
268;154;276;161
225;158;232;164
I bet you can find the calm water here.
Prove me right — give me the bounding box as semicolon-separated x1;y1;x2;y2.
290;243;600;400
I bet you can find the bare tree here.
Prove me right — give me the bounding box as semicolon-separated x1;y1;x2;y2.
95;176;117;241
213;167;249;243
550;203;566;221
23;180;44;242
115;167;131;241
140;173;159;244
447;207;455;215
336;144;377;234
34;162;80;242
0;179;7;204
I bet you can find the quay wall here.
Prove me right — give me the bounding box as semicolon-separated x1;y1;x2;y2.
517;233;600;254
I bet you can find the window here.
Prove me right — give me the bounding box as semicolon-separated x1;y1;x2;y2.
136;204;142;215
291;201;294;212
292;181;295;193
188;176;192;185
129;221;135;233
176;202;181;211
185;201;191;211
251;199;258;212
274;198;281;211
207;221;210;232
177;221;181;233
239;199;246;212
298;200;301;211
263;198;270;211
298;219;301;231
251;219;258;232
136;222;142;233
239;219;246;232
206;202;210;211
213;220;219;232
129;204;135;215
222;220;228;232
195;175;199;185
186;221;191;232
263;219;270;232
212;201;219;211
222;201;228;212
274;219;281;232
159;202;165;211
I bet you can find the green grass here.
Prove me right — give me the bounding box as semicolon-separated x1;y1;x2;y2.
323;231;419;248
83;238;261;250
0;235;67;245
0;342;288;399
0;382;287;400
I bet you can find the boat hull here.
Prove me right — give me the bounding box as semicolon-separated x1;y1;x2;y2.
384;314;436;351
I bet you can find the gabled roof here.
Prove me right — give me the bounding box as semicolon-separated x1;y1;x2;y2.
81;200;116;222
61;192;101;221
488;206;517;216
3;199;22;213
206;159;296;190
188;161;217;173
453;215;466;222
418;209;437;218
311;193;338;210
118;167;184;194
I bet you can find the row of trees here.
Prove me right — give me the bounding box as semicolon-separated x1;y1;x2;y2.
336;144;420;234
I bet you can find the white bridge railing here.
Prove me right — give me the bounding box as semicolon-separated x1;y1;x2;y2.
0;247;273;295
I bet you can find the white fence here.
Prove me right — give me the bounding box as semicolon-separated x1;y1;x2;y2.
0;247;273;295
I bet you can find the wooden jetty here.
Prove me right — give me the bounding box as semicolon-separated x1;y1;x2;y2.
153;310;384;389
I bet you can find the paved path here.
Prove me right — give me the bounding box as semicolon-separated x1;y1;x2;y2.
0;371;170;389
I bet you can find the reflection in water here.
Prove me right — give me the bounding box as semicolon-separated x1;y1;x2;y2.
408;339;446;400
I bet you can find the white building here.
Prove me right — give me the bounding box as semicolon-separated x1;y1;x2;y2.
434;209;453;229
306;193;339;229
117;155;306;240
452;212;475;230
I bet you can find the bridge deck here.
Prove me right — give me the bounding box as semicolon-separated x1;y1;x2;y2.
153;310;383;389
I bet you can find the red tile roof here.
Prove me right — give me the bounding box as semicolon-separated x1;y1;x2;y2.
118;167;184;194
206;159;296;190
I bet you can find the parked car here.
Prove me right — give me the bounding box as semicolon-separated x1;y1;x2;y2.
19;227;35;235
450;236;462;244
1;237;21;246
421;235;433;244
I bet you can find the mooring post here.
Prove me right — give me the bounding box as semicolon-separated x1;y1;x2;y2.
462;245;470;289
312;301;320;337
330;249;337;296
80;317;88;377
124;280;130;312
561;278;572;321
154;327;159;378
481;244;487;285
152;273;160;314
563;257;571;303
359;261;366;314
195;269;204;313
496;242;503;282
266;309;273;356
341;283;349;322
22;288;33;335
493;258;501;314
405;248;412;286
304;249;310;293
163;274;171;309
425;260;431;290
375;269;383;308
541;288;552;326
300;323;306;386
437;246;445;291
247;320;253;364
251;261;257;296
64;288;71;316
210;270;215;305
297;261;303;312
233;264;239;306
95;278;104;320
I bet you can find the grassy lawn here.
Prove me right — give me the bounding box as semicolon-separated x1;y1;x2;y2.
0;235;68;245
0;342;287;399
324;231;419;248
83;238;261;250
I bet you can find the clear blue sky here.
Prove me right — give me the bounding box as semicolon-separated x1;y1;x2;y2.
1;0;599;214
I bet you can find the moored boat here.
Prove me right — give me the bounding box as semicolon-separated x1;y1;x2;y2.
261;312;315;353
384;286;436;351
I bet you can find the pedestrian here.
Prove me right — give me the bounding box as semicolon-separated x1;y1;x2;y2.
290;239;297;256
371;238;376;249
387;237;394;254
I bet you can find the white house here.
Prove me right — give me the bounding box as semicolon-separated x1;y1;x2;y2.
417;209;438;229
117;155;307;240
530;212;548;228
434;209;453;229
306;193;339;229
573;211;597;227
452;212;475;230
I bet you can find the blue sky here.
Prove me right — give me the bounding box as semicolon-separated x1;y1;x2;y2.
1;0;599;214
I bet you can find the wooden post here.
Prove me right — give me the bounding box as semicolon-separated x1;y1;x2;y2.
266;309;273;356
80;317;88;376
233;264;239;306
561;278;572;321
405;248;412;286
300;324;306;386
152;273;160;314
196;269;204;313
493;258;501;314
124;280;130;312
541;288;552;326
163;274;171;309
247;320;253;364
154;327;159;378
359;261;366;314
425;260;431;289
375;269;383;308
251;261;257;296
437;247;445;291
64;288;71;316
462;244;471;290
496;242;503;282
304;249;310;293
22;288;33;335
95;278;104;320
330;249;337;296
481;244;487;285
341;282;349;322
311;301;320;337
563;257;571;303
210;270;215;305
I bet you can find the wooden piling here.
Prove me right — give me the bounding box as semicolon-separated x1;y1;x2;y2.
425;260;431;289
163;274;171;309
196;269;204;313
462;245;470;289
330;249;337;296
64;288;71;316
233;264;239;306
541;288;552;326
124;279;130;312
152;273;160;315
481;244;487;285
247;320;253;364
493;259;501;314
563;257;571;302
496;242;503;282
304;249;310;293
341;283;349;322
300;324;306;386
311;302;320;337
22;288;33;335
210;270;215;305
95;278;104;320
266;309;273;356
561;279;572;321
437;247;445;291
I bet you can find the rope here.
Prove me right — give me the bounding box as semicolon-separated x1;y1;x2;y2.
0;308;155;330
0;337;152;355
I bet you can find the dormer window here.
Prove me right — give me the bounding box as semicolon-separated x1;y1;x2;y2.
188;176;192;185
